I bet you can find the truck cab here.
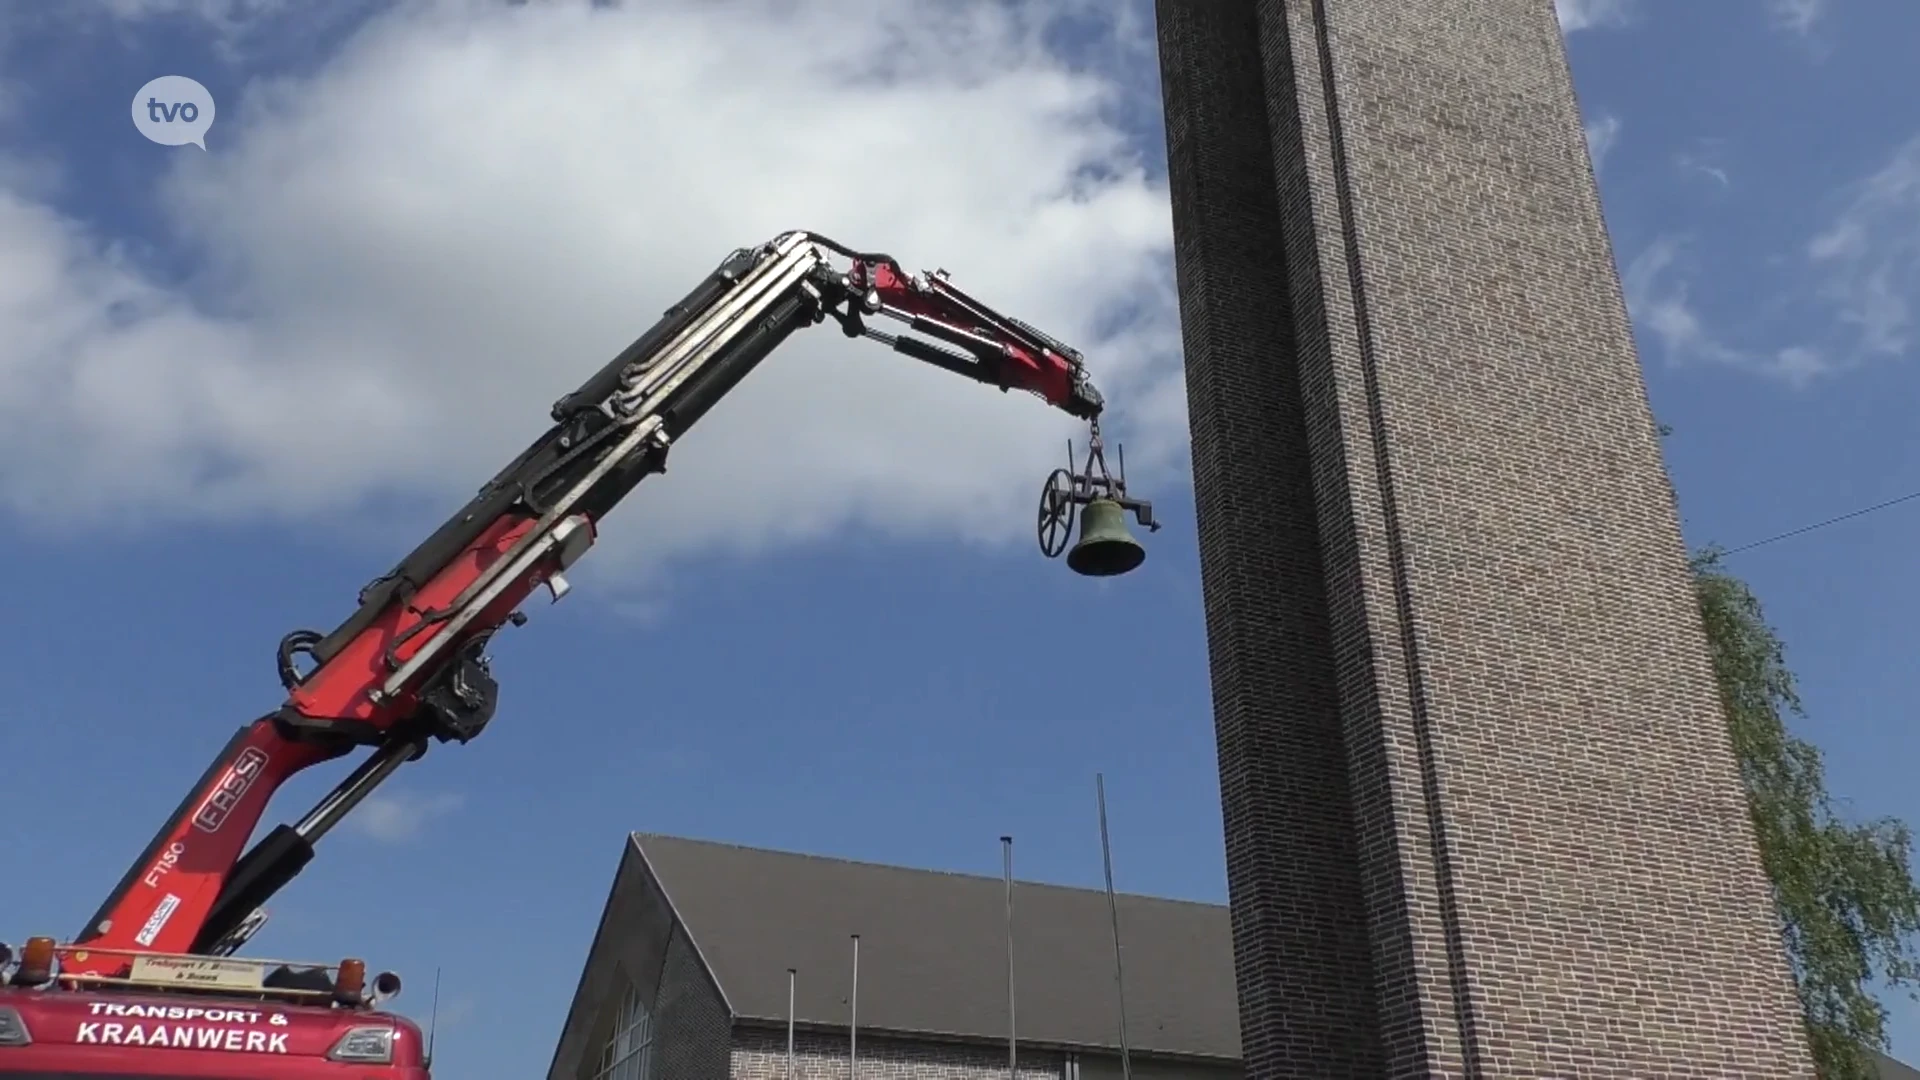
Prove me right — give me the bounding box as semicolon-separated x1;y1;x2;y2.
0;938;428;1078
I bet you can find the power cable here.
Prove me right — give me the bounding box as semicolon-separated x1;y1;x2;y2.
1719;488;1920;557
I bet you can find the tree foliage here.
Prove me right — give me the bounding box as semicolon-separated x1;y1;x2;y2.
1693;548;1920;1079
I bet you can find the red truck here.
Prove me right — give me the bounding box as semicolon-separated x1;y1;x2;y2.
0;231;1156;1078
2;938;426;1076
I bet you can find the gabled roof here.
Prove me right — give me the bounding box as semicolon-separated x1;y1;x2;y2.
1877;1050;1920;1080
557;833;1920;1078
631;833;1241;1060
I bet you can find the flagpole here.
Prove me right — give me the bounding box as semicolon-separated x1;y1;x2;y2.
849;934;861;1080
1002;835;1017;1080
1097;773;1134;1080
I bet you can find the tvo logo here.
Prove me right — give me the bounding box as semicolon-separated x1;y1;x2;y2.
130;75;216;149
192;747;269;834
145;98;201;125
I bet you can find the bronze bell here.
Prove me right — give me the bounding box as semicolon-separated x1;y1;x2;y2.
1067;497;1146;577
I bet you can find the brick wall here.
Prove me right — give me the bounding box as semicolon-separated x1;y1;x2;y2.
1156;0;1817;1076
728;1028;1240;1080
649;925;733;1080
1075;1052;1243;1080
1152;0;1383;1075
729;1027;1062;1080
551;850;732;1080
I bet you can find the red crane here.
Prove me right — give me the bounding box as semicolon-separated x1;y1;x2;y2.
0;230;1158;1078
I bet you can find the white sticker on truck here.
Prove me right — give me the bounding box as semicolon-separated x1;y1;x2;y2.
75;1021;288;1054
88;1002;272;1023
133;893;180;947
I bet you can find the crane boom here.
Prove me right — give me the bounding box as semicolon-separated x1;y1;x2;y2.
68;230;1125;969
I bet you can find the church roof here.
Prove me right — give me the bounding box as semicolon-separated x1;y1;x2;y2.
630;832;1240;1059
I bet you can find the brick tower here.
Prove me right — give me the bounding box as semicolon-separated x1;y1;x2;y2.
1153;1;1816;1076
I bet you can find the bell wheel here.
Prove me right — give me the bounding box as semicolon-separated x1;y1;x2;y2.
1037;468;1076;558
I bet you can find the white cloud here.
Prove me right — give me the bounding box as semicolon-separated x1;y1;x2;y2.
1769;0;1827;36
1584;113;1622;172
13;0;375;64
1806;134;1920;360
1681;160;1731;189
1626;135;1920;385
1624;236;1831;386
95;0;289;21
1674;138;1733;190
0;0;1183;585
1556;0;1636;33
1625;239;1739;364
347;790;465;844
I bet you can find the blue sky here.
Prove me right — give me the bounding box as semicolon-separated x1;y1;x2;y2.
0;1;1913;1077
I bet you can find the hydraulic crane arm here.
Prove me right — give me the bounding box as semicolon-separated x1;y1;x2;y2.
72;230;1121;963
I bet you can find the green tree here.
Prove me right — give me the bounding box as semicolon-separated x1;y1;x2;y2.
1693;548;1920;1079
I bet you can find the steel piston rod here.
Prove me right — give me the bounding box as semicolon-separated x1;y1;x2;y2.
206;736;424;954
291;736;424;844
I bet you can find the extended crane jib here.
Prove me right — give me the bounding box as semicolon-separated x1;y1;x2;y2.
68;229;1139;968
